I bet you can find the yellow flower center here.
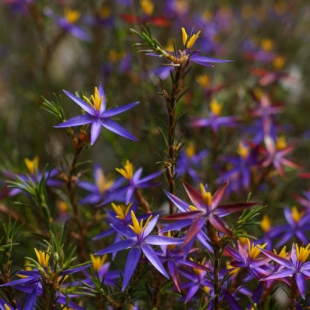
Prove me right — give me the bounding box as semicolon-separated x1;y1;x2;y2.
192;257;206;276
210;99;222;116
261;38;274;52
295;243;310;263
260;214;271;232
90;254;107;271
273;56;285;70
237;141;249;159
200;184;212;207
247;239;267;259
96;169;113;194
111;203;132;220
291;206;304;223
24;156;39;174
34;247;50;268
129;211;152;235
167;230;176;250
185;143;195;158
64;9;80;24
140;0;154;16
83;87;104;111
181;27;201;49
276;135;287;150
273;246;288;258
196;74;210;88
115;160;133;180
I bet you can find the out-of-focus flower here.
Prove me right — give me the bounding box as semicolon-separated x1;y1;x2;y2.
44;7;91;41
54;84;139;145
269;206;310;248
176;143;208;182
96;211;182;291
189;99;239;133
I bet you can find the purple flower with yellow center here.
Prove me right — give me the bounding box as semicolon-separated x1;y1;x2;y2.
261;135;301;177
0;248;89;310
260;243;310;299
44;7;91;41
176;143;208;183
77;165;124;205
95;211;182;291
269;206;310;248
163;181;256;247
146;28;232;68
115;160;162;204
178;257;213;303
54;84;139;145
225;239;269;279
189;99;238;133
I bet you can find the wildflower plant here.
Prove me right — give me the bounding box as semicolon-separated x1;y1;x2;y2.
1;2;310;309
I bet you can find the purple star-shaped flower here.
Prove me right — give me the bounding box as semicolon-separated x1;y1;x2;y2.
54;84;139;145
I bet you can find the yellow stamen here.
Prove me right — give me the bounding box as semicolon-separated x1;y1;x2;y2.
261;38;274;52
250;303;257;310
57;200;69;213
34;247;50;268
226;261;240;276
64;9;80;24
295;243;310;263
185;143;195;158
111;203;132;220
4;305;11;310
237;141;249;159
83;87;104;111
199;184;212;207
260;214;271;232
129;211;152;235
116;160;133;180
167;230;176;250
96;169;113;194
247;239;267;259
273;246;288;258
291;206;304;223
192;257;206;276
24;156;39;175
276;135;287;150
196;74;210;88
140;0;154;16
90;254;107;271
210;99;222;116
273;56;285;70
187;205;197;211
181;27;201;49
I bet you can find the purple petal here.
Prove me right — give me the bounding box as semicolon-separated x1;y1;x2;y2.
54;114;93;128
263;268;294;280
101;118;137;141
141;243;168;278
98;83;106;112
259;248;293;269
101;102;139;118
122;247;141;291
221;288;242;310
183;216;206;246
162;210;202;221
160;219;192;232
216;202;256;216
125;186;135;204
137;170;162;185
164;190;190;212
212;181;228;210
182;180;204;210
167;260;181;292
185;284;200;303
142;215;159;237
190;54;233;65
90;120;102;145
63;90;95;115
209;214;232;238
95;239;136;255
295;272;306;299
146;235;183;245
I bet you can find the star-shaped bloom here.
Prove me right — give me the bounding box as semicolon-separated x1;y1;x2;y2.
54;84;139;145
260;243;310;299
115;160;162;204
163;180;256;247
95;211;182;291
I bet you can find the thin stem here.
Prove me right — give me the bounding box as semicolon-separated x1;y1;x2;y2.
135;188;152;213
213;244;221;310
